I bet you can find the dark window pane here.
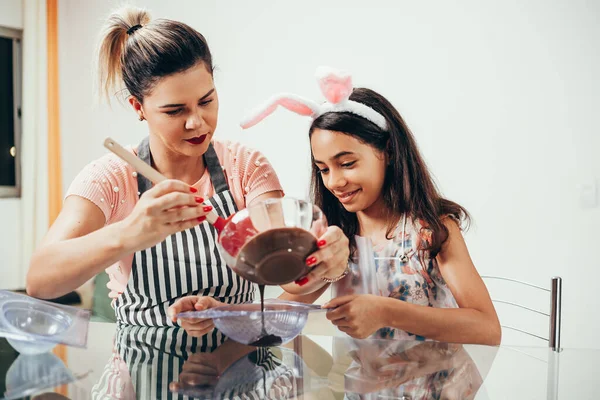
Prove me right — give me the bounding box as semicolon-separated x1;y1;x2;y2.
0;37;15;187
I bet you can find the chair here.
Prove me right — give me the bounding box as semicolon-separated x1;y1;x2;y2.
482;276;562;400
480;276;562;352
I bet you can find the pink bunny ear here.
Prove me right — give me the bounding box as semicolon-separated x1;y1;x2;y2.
315;66;353;104
240;94;319;129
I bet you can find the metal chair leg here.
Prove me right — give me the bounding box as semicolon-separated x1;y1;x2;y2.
549;277;562;352
546;349;560;400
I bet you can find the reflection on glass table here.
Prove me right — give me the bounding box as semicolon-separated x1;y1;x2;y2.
89;324;493;399
1;321;599;399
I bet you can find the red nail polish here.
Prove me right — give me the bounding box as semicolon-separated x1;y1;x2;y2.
190;187;198;193
203;205;213;212
195;197;204;203
317;239;327;247
306;257;317;266
197;216;206;222
295;277;309;286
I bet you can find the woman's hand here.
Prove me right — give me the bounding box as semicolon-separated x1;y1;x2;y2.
168;296;224;337
118;180;213;253
170;351;221;392
169;341;258;393
323;294;387;339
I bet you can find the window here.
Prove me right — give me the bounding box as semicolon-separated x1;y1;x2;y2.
0;27;22;198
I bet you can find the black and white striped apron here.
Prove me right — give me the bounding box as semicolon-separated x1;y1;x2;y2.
114;137;254;349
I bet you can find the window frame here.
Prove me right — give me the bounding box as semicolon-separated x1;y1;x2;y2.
0;26;22;198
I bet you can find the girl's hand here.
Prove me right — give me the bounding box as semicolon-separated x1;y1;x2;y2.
280;226;349;295
303;226;350;283
323;294;387;339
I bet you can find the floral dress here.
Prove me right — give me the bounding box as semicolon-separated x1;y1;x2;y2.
333;215;458;341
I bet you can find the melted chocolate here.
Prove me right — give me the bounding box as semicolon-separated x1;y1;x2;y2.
249;284;283;347
236;227;317;285
249;334;283;347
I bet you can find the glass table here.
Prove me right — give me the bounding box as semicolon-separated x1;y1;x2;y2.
0;315;598;399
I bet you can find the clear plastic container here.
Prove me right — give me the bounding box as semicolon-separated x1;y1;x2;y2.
0;299;72;354
171;347;307;399
177;300;325;346
3;352;77;399
0;291;90;355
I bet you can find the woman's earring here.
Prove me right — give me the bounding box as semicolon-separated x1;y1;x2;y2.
139;115;145;121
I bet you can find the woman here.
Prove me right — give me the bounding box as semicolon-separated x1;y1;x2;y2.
26;9;349;344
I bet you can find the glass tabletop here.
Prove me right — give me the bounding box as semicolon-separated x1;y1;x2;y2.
0;319;598;399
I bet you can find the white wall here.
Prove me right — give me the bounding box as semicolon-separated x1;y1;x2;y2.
0;199;21;289
0;0;23;29
0;0;23;290
57;0;600;349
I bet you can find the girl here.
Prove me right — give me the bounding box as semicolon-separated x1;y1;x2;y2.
241;67;501;345
26;9;348;343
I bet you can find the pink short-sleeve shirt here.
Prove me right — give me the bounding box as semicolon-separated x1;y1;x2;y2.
65;139;284;300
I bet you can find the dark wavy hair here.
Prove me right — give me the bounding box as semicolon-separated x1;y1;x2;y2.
309;88;470;258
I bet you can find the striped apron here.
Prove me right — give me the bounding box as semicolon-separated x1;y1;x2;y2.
114;137;254;350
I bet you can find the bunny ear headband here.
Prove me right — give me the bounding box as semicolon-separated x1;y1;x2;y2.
240;66;388;131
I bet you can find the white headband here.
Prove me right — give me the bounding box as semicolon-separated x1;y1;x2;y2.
240;66;388;131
